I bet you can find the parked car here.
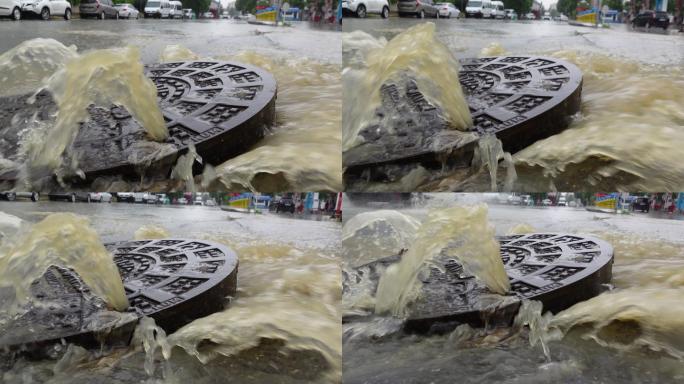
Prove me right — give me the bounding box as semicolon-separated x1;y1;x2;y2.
632;197;650;212
521;195;533;206
503;8;516;19
194;198;203;205
142;193;158;204
275;198;295;213
177;197;188;205
114;3;139;18
48;192;91;202
542;198;552;206
557;198;567;206
507;195;522;205
144;0;171;18
181;8;194;18
465;0;492;18
156;194;170;204
559;13;568;21
205;199;217;207
524;12;534;19
202;11;213;18
342;0;390;18
491;0;504;18
21;0;72;20
89;192;112;202
0;0;22;20
169;0;181;18
0;192;40;201
436;2;459;18
632;10;669;30
398;0;439;18
80;0;118;19
115;192;135;202
541;12;551;20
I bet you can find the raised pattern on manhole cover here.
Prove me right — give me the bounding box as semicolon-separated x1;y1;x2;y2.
0;238;238;351
0;61;277;181
343;233;612;333
342;56;582;171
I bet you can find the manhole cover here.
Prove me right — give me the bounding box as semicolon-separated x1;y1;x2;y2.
0;239;238;352
342;56;582;174
0;61;276;181
343;233;613;333
107;238;238;331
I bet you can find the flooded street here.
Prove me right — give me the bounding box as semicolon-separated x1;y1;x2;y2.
0;20;342;192
342;20;684;191
0;201;342;383
342;195;684;383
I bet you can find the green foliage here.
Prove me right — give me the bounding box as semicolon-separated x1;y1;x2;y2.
503;0;533;15
604;0;623;11
184;0;212;14
236;0;257;12
556;0;577;17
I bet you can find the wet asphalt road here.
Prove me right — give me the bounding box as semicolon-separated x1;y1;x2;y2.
344;18;684;65
0;201;341;250
344;198;684;244
0;18;341;64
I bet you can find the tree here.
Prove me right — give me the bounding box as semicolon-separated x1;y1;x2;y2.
184;0;212;14
556;0;577;17
503;0;533;16
235;0;257;12
605;0;623;11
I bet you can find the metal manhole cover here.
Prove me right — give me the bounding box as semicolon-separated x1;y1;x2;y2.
0;238;238;352
0;61;276;182
107;238;238;331
342;56;581;170
343;233;613;333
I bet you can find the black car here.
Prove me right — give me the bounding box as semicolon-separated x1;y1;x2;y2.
48;192;92;202
0;192;40;201
632;10;669;30
275;198;296;214
632;197;650;212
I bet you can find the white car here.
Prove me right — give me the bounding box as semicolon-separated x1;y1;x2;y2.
205;199;217;207
144;0;171;18
194;198;203;205
557;198;567;206
436;2;459;18
491;0;504;18
542;198;552;206
177;197;188;205
114;3;139;18
169;0;181;18
89;192;112;203
21;0;72;20
342;0;390;18
0;0;22;20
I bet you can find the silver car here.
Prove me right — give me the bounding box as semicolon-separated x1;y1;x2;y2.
79;0;118;19
114;3;139;18
397;0;439;18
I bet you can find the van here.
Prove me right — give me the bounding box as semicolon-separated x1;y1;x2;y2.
144;0;171;18
465;0;492;18
491;0;504;18
169;0;182;18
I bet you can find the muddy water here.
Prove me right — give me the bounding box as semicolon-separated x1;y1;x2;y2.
0;204;341;383
343;20;684;192
342;200;684;383
0;22;341;192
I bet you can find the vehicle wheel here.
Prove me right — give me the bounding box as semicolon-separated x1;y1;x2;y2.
31;192;39;202
64;8;71;20
6;193;16;201
381;6;389;19
100;11;105;19
418;10;424;18
11;6;21;20
40;7;50;20
356;4;366;18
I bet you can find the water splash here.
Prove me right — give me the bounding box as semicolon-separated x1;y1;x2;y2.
23;44;168;181
134;225;171;240
472;134;517;192
342;23;472;151
0;213;128;313
375;204;510;317
170;143;202;192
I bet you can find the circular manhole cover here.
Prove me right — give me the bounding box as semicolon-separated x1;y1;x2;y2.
343;233;613;333
342;56;582;170
0;239;238;352
0;61;277;181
